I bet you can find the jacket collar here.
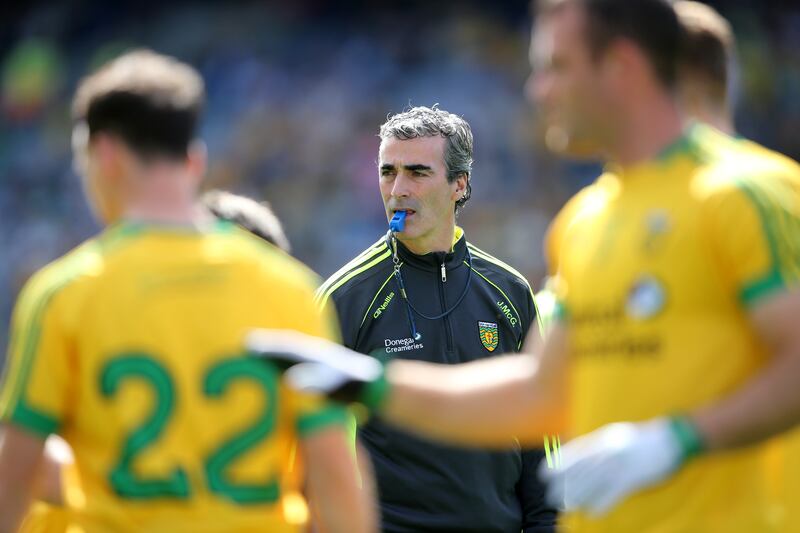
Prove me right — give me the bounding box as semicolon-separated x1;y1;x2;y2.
386;226;468;271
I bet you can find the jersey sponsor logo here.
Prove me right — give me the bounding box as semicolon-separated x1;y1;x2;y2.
569;301;663;359
373;291;395;319
495;300;518;326
626;275;667;319
384;336;424;353
478;321;499;352
574;337;662;359
571;304;624;325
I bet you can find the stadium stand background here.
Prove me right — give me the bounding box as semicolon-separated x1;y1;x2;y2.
2;0;799;355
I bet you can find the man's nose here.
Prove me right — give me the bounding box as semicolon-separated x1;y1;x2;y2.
391;173;412;198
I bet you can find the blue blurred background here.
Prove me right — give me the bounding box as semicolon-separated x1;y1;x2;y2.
2;0;799;348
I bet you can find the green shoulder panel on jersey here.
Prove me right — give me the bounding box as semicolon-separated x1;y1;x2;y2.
314;238;390;308
0;240;103;437
734;175;800;305
659;122;717;165
100;219;227;251
97;222;142;252
466;243;535;301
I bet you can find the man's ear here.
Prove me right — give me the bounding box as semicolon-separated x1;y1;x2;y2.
452;173;469;201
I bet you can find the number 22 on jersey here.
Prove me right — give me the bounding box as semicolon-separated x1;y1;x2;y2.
100;352;280;504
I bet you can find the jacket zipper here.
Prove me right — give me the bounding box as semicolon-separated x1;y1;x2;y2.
436;254;455;354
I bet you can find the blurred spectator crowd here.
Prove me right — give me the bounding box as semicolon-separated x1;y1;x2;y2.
2;0;800;349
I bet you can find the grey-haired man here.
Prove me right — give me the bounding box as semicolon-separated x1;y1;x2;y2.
315;106;556;533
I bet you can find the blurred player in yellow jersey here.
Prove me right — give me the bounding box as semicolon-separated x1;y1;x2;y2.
0;50;376;533
673;0;800;170
17;191;297;533
675;2;800;530
249;1;800;531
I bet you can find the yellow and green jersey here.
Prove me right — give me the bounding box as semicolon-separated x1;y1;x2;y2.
546;124;800;532
0;220;345;533
734;137;800;532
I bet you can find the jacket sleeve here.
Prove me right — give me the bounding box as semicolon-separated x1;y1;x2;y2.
517;447;558;532
517;278;539;347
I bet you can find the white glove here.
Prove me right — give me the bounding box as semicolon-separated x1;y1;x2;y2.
539;417;703;516
247;329;388;409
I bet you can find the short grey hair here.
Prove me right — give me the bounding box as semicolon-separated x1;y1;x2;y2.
379;105;473;213
202;190;291;253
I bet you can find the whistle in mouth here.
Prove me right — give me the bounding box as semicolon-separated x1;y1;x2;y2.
389;211;407;232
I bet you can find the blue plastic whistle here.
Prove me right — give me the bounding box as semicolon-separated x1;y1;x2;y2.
389;210;407;232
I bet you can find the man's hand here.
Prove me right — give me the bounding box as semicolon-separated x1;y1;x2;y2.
539;417;703;516
246;329;388;409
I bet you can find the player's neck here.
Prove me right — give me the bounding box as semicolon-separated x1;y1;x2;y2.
683;108;734;136
609;94;685;168
122;166;203;226
678;85;735;136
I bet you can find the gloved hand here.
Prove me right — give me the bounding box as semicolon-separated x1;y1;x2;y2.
246;329;390;410
538;417;704;516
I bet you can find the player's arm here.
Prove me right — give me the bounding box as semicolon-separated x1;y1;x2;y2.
691;288;800;449
36;436;71;505
0;269;75;529
250;321;570;448
301;425;377;533
690;172;800;447
381;323;568;447
0;426;46;533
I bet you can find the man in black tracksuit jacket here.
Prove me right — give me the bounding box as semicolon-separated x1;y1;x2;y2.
316;106;556;533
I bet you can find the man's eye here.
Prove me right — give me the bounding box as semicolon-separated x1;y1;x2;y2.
412;170;425;177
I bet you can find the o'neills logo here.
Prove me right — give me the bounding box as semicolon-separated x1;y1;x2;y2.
373;291;395;319
384;336;424;353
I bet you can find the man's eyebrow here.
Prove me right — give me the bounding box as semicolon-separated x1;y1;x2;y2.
379;163;433;173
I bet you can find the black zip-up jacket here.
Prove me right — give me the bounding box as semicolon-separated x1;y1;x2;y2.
316;230;556;533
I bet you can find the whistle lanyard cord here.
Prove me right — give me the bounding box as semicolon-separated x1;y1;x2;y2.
389;234;473;340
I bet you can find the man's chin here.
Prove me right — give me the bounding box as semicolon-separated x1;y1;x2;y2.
395;231;422;246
